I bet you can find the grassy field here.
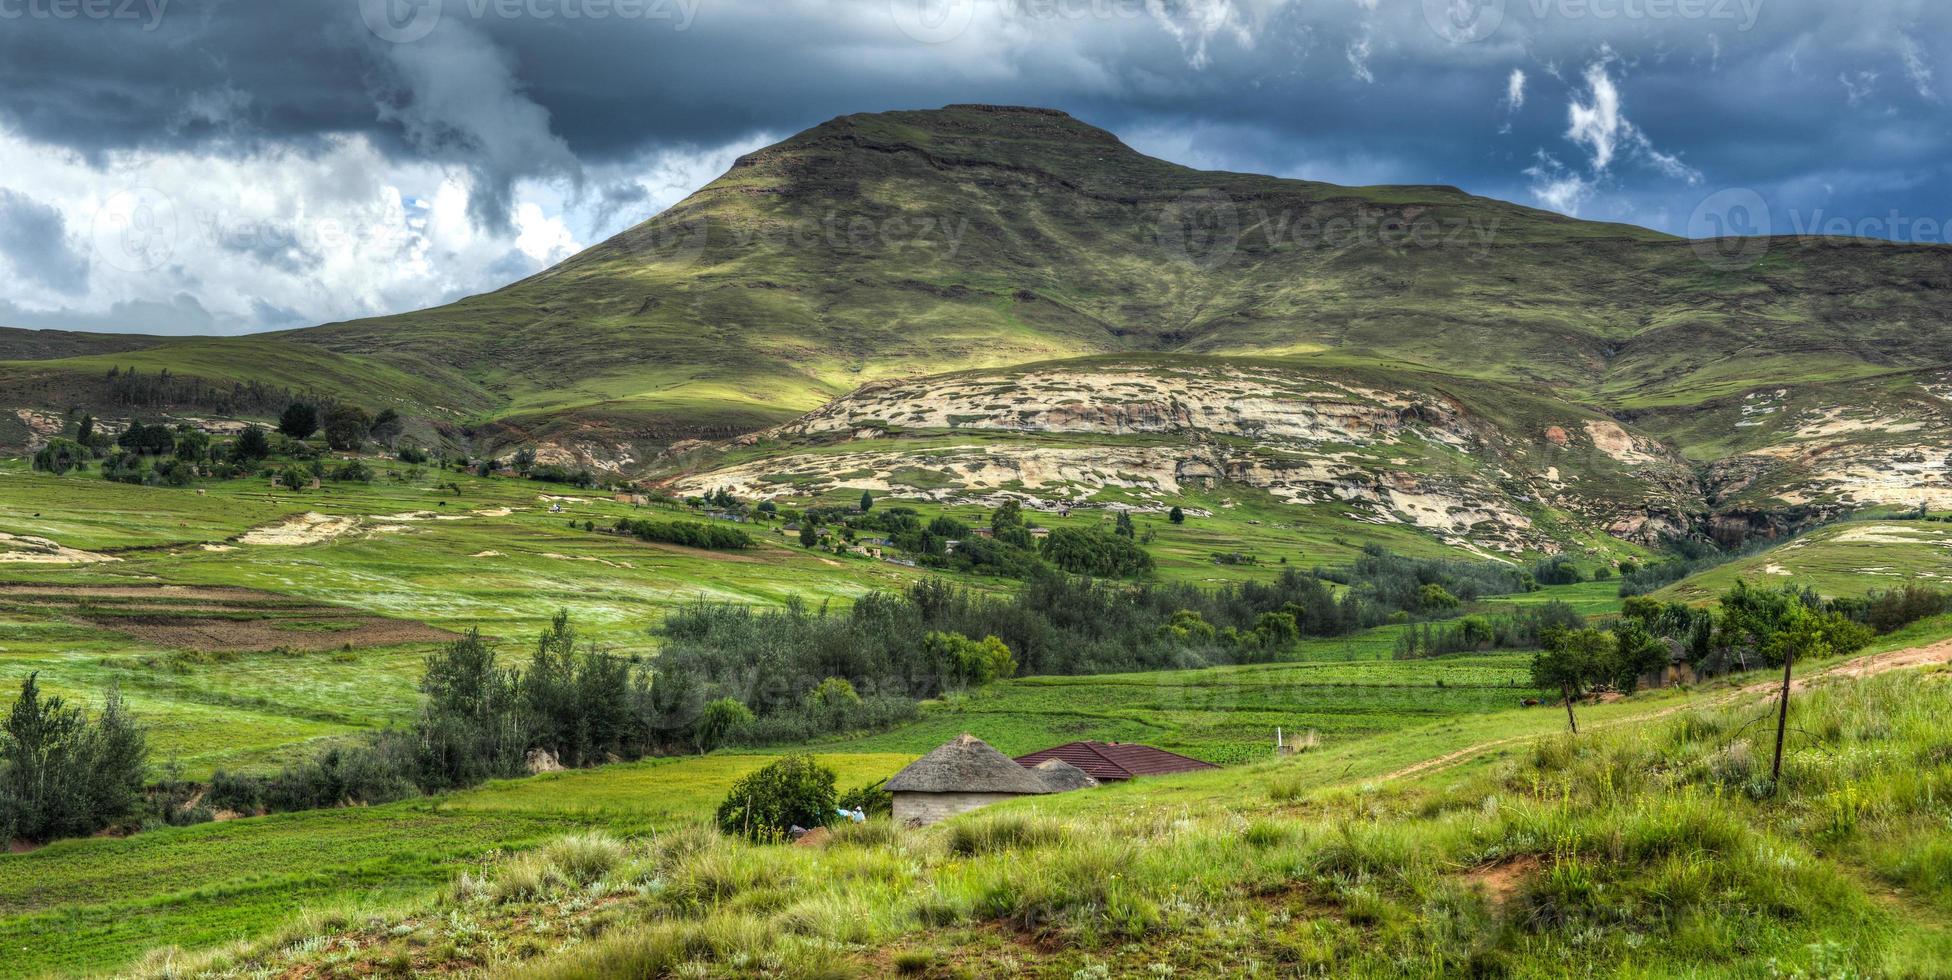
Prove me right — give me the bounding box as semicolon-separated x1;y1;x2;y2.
6;442;1948;977
1660;518;1952;601
0;455;1623;776
0;459;960;774
81;623;1952;979
0;753;911;979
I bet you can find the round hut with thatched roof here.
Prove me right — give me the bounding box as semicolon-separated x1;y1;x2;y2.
886;733;1098;826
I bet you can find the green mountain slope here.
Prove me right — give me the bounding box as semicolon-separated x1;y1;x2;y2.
3;104;1948;552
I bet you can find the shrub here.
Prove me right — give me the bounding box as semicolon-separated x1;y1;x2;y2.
540;832;627;886
31;438;90;474
694;698;754;754
0;676;149;843
716;755;838;842
204;769;266;814
836;778;893;819
1864;583;1952;634
328;459;373;483
1417;583;1461;612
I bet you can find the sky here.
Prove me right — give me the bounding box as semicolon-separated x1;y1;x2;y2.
0;0;1944;335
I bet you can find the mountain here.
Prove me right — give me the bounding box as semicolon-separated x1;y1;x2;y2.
4;104;1950;554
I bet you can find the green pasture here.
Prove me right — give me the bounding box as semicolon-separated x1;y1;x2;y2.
1661;519;1952;600
0;753;909;979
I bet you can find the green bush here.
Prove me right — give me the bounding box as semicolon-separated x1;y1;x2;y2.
31;438;90;474
716;755;838;842
1040;526;1153;578
0;676;149;843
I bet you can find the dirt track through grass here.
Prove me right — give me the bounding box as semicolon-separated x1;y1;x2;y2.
1381;636;1952;783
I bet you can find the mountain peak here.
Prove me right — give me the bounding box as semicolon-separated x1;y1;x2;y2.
729;103;1137;178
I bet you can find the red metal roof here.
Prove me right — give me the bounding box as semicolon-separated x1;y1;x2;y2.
1013;741;1217;782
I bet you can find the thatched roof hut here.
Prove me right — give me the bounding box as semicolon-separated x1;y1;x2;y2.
1028;758;1099;792
887;733;1096;826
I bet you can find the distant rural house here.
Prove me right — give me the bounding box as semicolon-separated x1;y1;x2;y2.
614;493;650;506
1014;742;1218;783
851;545;884;559
1028;527;1051;540
887;734;1097;826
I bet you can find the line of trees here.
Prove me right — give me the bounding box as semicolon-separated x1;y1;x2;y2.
613;517;755;551
208;614;669;814
655;547;1550;747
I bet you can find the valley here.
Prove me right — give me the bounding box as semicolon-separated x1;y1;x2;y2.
1;104;1951;978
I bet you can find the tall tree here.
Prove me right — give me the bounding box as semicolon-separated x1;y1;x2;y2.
278;403;319;440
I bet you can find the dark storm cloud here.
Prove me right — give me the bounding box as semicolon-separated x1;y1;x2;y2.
4;0;1946;234
0;188;89;293
0;0;1947;334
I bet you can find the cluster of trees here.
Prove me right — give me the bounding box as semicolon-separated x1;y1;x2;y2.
613;517;754;551
1616;535;1796;597
1041;525;1153;578
656;548;1542;747
1531;580;1899;714
1318;547;1540;611
97;367;293;415
207;614;672;814
31;415;280;486
30;403;414;489
279;402;403;452
1393;601;1589;658
0;676;148;844
805;499;1156;580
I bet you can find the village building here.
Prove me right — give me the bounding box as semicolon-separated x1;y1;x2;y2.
1013;741;1218;782
886;734;1097;826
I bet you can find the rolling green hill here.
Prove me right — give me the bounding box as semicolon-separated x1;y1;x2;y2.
3;104;1949;556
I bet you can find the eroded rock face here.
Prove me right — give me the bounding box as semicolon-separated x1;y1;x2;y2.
778;366;1482;449
667;364;1710;554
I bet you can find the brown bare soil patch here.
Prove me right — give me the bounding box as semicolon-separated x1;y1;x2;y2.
0;583;292;602
0;581;457;652
1467;854;1542;905
90;614;456;653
